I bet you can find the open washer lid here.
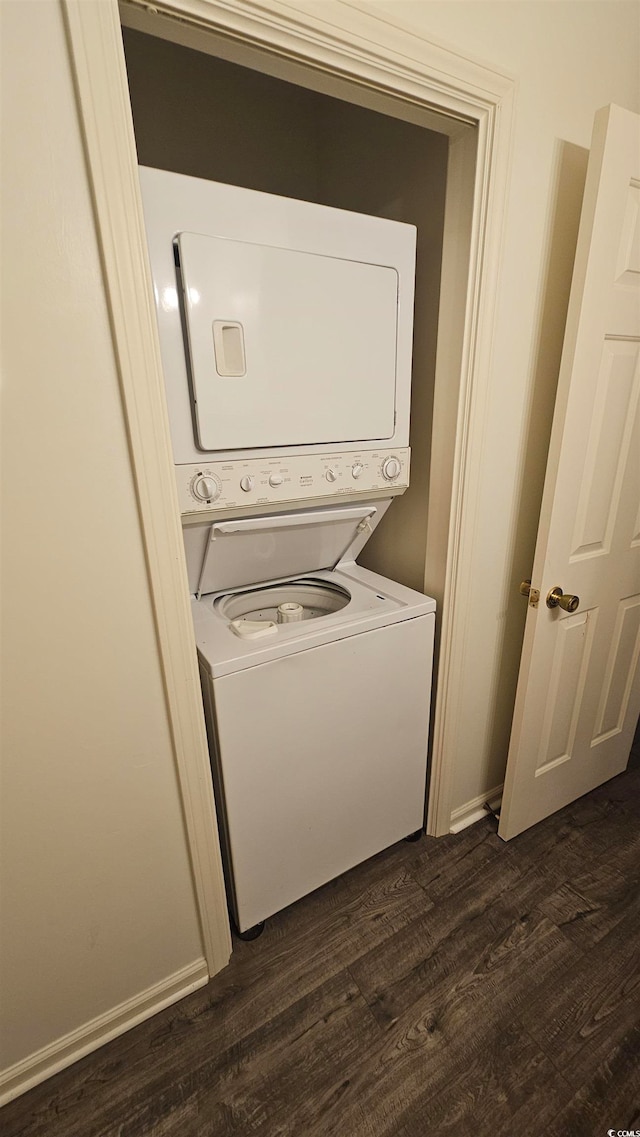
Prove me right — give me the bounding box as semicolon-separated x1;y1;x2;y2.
195;500;390;597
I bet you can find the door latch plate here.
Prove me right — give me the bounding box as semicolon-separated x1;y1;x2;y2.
520;579;540;607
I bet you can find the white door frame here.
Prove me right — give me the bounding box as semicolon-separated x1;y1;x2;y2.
62;0;515;972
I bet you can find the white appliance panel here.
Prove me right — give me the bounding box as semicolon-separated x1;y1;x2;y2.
205;614;434;932
178;232;398;451
139;165;416;469
193;502;386;595
177;448;409;517
193;562;436;677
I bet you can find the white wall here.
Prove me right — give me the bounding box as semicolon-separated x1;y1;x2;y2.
0;0;209;1099
358;0;640;809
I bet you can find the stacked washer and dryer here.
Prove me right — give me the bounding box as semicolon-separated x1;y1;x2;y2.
140;167;436;938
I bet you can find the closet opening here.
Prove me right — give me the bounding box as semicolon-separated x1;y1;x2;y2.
120;22;471;601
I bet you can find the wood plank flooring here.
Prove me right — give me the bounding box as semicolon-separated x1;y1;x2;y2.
3;768;640;1137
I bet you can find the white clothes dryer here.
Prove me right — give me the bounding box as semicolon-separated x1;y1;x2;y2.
186;500;435;935
138;165;417;517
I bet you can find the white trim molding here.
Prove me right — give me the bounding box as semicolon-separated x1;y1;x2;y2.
120;0;512;122
0;959;209;1106
64;0;516;974
449;785;504;834
62;0;232;973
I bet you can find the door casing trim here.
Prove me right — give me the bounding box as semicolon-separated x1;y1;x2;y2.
63;0;516;977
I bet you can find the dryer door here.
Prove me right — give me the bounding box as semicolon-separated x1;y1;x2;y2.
177;232;398;452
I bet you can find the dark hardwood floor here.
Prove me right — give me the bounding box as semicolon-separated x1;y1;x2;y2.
4;768;640;1137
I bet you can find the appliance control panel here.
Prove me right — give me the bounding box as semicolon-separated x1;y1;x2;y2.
176;448;410;516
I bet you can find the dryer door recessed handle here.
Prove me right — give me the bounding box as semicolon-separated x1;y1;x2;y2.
212;321;246;376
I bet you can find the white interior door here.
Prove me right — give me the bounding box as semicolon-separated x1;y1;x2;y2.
499;104;640;841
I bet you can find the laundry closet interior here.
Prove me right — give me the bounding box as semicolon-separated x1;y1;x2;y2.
119;14;478;934
121;21;459;599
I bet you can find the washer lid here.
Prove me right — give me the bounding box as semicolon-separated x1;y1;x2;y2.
195;501;389;596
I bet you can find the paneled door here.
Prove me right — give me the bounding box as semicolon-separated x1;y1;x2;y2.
499;104;640;840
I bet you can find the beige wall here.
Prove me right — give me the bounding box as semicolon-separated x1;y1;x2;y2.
124;29;322;199
316;102;449;593
0;0;206;1091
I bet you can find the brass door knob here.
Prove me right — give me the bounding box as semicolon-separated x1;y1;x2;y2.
546;586;579;612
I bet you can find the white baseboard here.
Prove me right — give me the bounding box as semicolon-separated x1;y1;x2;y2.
0;958;209;1107
449;784;503;833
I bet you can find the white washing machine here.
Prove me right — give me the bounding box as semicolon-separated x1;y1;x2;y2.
185;500;435;934
140;167;436;935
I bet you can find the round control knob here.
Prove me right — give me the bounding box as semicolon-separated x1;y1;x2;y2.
269;473;284;488
191;475;220;502
381;456;401;482
325;468;338;483
351;463;364;480
240;475;254;493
